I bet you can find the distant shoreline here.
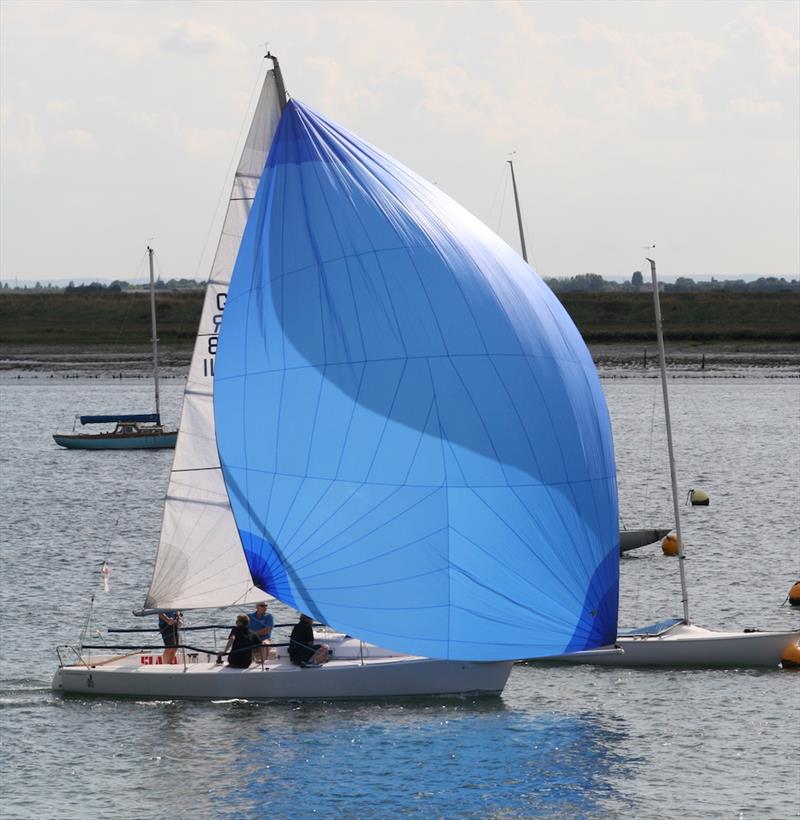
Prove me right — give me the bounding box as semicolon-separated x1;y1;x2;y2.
1;341;797;378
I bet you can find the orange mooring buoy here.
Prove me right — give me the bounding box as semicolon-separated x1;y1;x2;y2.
661;532;680;556
780;641;800;668
788;581;800;607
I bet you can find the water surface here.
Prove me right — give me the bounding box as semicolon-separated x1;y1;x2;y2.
1;375;798;818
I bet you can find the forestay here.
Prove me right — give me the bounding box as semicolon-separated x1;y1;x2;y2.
144;70;283;611
214;100;619;661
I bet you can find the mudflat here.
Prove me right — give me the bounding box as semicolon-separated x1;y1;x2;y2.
1;340;797;378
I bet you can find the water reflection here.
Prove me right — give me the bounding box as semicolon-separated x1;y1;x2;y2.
205;698;635;818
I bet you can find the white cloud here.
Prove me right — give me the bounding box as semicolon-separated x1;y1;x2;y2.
168;114;235;157
730;97;783;115
54;128;97;150
304;55;380;120
46;99;77;115
159;19;239;56
91;30;156;60
756;15;800;80
577;20;725;121
727;5;800;82
0;109;47;172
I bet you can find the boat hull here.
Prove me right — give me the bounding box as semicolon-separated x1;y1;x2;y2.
53;432;177;450
619;528;671;553
52;654;513;700
531;623;800;668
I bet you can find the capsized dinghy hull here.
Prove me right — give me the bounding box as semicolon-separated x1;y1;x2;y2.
52;654;513;700
530;622;800;668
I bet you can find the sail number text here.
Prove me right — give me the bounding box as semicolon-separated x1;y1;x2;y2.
203;292;226;377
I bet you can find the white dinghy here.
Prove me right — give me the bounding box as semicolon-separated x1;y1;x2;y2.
530;258;799;669
55;52;627;699
542;619;799;668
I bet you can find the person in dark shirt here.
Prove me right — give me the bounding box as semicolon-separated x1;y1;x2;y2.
223;614;266;669
288;614;330;667
158;610;183;664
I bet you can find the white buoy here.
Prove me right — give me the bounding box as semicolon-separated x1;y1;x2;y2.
688;488;709;506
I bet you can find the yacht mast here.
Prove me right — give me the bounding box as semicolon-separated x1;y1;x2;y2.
647;257;690;624
147;245;161;422
507;159;528;263
266;51;287;113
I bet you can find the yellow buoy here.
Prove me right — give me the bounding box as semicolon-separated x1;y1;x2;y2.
689;488;709;506
661;532;680;556
780;641;800;669
788;581;800;608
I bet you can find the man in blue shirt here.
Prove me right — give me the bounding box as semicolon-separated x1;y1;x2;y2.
248;602;274;662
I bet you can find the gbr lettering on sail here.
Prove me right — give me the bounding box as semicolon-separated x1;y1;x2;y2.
203;291;226;377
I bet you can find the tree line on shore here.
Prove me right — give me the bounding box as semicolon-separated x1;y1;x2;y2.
0;278;202;294
2;272;798;294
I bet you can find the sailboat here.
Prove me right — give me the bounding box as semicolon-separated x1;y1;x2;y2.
53;54;620;699
506;159;669;556
530;258;799;668
52;246;178;450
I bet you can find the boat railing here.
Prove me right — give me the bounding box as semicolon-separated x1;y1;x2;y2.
108;621;321;633
58;622;356;669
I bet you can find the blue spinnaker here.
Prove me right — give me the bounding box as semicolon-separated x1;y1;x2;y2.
214;99;619;661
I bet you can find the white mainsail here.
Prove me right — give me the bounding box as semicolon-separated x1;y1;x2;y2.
144;68;283;610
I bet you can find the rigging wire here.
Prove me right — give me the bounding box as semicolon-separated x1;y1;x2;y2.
487;163;510;236
642;375;660;518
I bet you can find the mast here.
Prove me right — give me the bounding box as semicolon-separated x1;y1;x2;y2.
647;257;690;624
146;245;161;422
507;159;528;263
266;51;287;113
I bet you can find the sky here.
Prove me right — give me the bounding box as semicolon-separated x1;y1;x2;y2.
1;0;798;284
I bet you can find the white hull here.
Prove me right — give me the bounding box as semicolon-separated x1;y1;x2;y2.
52;651;512;700
535;623;800;668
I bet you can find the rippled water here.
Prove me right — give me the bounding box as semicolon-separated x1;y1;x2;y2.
1;373;798;819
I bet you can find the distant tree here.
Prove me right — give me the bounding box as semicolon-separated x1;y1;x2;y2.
669;277;697;292
631;270;643;289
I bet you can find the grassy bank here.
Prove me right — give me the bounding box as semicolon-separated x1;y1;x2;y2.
1;290;798;345
558;291;800;341
0;291;203;345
